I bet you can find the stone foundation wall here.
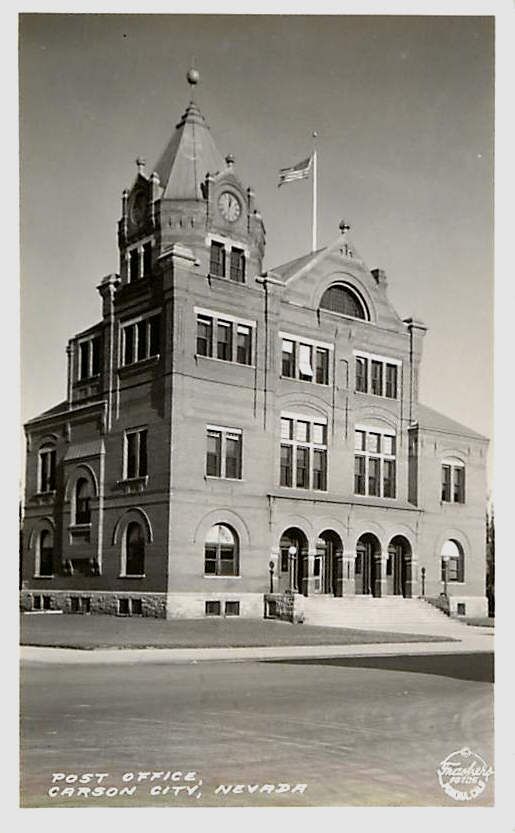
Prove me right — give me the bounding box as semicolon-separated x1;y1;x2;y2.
20;590;167;618
165;592;263;619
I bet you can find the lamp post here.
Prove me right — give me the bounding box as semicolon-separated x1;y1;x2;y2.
268;560;275;594
288;545;297;592
421;566;426;597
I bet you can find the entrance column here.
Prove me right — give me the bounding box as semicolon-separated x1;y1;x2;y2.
405;556;417;598
302;552;317;596
334;550;344;596
373;546;384;598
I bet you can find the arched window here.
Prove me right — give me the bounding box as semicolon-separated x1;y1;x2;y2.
204;524;239;576
441;539;465;583
37;529;54;577
320;284;368;320
75;478;91;525
124;522;145;576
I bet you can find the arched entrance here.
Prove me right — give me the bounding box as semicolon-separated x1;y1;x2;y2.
316;530;343;595
280;528;308;595
387;536;412;597
356;533;381;597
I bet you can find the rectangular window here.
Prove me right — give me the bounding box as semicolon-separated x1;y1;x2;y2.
206;430;222;477
280;444;293;487
453;466;465;503
118;598;130;615
281;339;296;378
236;325;252;365
298;344;314;381
230;248;245;283
313;449;327;491
368;457;381;496
371;361;383;396
354;428;397;498
210;241;226;277
225;600;240;616
385;363;398;399
355;353;400;399
280;334;332;385
315;348;329;385
225;434;242;480
131;597;143;616
125;429;148;479
355;356;368;393
441;464;452;502
205;600;221;616
296;446;310;488
383;459;396;498
122;315;160;366
197;316;213;357
70;596;80;613
206;428;242;480
280;414;328;492
39;448;56;493
78;336;101;380
217;321;233;361
142;242;152;277
129;248;139;283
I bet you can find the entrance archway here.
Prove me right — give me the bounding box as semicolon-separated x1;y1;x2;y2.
387;536;412;597
316;530;343;595
279;528;308;595
356;533;381;597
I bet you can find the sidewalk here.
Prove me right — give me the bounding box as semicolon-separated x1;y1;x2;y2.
21;628;493;664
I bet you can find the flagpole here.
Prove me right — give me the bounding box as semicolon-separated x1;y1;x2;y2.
312;132;318;252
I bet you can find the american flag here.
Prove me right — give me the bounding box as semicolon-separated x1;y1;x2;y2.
278;155;313;187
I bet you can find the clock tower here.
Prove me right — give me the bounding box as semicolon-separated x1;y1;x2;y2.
117;70;265;286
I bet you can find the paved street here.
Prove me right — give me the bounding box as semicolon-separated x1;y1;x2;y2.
20;653;494;808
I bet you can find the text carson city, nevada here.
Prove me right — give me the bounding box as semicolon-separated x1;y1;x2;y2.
47;771;308;799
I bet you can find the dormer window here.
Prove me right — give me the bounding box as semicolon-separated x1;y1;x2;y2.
78;335;101;381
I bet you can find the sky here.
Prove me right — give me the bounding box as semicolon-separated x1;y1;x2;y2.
19;13;494;459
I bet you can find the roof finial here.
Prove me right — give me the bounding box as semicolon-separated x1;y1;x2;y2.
187;67;200;87
339;219;351;233
136;157;146;174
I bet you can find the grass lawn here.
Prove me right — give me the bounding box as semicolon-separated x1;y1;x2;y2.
20;613;453;650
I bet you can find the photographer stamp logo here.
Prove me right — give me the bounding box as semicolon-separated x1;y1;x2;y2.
437;747;494;801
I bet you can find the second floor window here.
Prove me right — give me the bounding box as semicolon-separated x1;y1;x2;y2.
206;427;242;479
280;415;327;491
196;311;254;366
38;445;56;493
125;428;148;479
78;336;101;381
75;478;92;524
122;314;160;366
354;427;396;499
280;335;331;385
441;462;465;503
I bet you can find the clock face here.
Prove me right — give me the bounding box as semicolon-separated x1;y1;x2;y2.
130;191;148;225
218;191;241;222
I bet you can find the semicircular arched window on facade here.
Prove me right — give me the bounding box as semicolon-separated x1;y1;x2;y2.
440;539;465;583
204;523;239;576
319;284;369;320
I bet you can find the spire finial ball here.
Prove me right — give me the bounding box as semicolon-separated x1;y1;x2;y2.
187;68;200;86
339;219;351;233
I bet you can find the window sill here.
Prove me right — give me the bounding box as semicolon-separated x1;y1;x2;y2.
118;356;160;374
207;272;247;285
279;486;328;494
32;575;55;580
441;501;466;507
33;491;57;505
205;475;244;483
203;575;241;579
280;375;329;387
195;353;254;369
69;523;92;531
118;574;146;579
75;373;101;385
353;390;398;401
116;476;149;494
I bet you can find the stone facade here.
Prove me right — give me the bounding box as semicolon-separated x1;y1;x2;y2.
21;77;489;621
